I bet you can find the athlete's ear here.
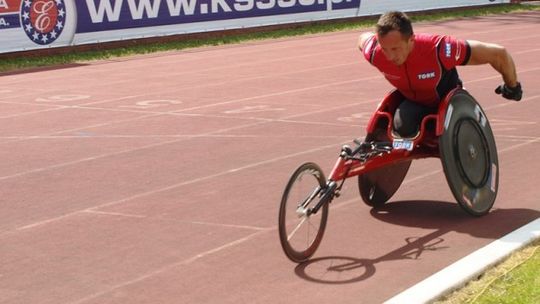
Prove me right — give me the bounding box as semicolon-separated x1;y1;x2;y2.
406;34;415;50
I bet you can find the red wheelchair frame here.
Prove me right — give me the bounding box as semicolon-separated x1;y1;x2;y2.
327;88;456;183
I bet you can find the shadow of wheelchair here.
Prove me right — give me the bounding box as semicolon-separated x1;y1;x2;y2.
294;200;539;284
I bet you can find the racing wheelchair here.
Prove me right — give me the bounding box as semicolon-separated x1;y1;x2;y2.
278;88;499;263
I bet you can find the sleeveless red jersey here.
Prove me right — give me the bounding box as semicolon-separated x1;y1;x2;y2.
362;33;471;107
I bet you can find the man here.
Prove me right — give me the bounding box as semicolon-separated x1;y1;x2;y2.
357;11;522;137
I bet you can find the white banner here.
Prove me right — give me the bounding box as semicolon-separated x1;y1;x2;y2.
0;0;510;54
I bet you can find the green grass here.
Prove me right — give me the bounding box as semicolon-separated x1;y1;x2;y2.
1;3;539;73
435;239;540;304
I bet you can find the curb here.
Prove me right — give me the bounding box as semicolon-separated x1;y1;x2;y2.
384;218;540;304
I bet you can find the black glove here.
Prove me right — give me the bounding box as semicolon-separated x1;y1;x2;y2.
495;82;522;101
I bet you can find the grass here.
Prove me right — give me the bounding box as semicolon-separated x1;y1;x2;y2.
435;239;540;304
1;3;540;73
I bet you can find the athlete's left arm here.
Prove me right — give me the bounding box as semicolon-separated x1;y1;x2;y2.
466;40;522;101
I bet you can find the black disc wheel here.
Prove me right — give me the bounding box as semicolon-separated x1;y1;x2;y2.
439;90;499;216
278;163;329;263
358;160;411;207
358;129;411;208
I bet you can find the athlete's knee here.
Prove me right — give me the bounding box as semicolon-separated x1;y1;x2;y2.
393;110;418;137
393;100;427;138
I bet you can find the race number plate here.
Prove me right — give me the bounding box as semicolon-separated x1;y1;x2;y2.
392;139;414;151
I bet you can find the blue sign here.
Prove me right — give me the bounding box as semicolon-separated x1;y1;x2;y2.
0;14;19;29
77;0;361;33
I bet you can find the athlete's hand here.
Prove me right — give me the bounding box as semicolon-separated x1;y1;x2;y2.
495;82;522;101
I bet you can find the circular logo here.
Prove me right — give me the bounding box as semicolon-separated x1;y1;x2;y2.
20;0;66;45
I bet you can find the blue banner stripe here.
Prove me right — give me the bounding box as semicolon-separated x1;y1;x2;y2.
0;14;20;30
77;0;361;33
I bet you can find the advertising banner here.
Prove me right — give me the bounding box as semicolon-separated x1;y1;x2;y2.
0;0;77;53
0;0;510;54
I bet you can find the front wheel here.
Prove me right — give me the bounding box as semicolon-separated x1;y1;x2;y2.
278;162;329;263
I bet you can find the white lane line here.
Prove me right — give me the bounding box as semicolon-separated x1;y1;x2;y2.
497;134;540;140
2;72;537;229
7;95;539;231
173;76;382;113
81;210;267;231
0;106;69;119
185;221;268;231
399;136;540;185
0;134;350;140
68;229;269;304
465;66;540;84
71;190;377;304
82;210;146;218
13;133;540;233
0;96;377;180
12;140;343;232
0;95;141;110
0;113;163;145
0;137;183;181
498;137;540;153
515;48;540;55
384;218;540;304
482;94;540;110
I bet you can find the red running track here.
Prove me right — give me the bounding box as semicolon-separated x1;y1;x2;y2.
1;11;539;304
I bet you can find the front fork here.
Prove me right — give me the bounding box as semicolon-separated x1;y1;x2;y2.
299;145;359;217
296;180;337;217
303;145;354;216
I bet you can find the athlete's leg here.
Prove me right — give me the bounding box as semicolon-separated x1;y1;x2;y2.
393;99;433;137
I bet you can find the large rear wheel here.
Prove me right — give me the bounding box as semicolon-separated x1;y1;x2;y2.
439;91;498;216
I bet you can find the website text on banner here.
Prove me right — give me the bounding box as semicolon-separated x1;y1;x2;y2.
0;0;510;54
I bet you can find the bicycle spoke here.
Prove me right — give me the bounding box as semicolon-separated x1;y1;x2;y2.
287;216;308;241
308;218;319;231
299;187;321;209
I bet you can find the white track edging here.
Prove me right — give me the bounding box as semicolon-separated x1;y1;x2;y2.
385;217;540;304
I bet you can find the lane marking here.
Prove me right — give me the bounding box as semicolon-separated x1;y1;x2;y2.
4;89;539;231
82;210;268;231
82;210;146;218
173;76;382;113
12;140;343;232
2;79;538;234
68;229;269;304
36;94;91;103
119;99;183;109
0;97;378;180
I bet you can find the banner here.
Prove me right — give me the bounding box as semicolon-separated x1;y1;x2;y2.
0;0;77;53
0;0;510;54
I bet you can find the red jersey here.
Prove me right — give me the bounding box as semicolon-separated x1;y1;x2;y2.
362;33;471;107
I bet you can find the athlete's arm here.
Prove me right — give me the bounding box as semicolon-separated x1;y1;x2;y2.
357;32;374;52
466;40;522;100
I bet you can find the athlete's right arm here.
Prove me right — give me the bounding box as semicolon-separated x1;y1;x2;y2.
357;32;375;52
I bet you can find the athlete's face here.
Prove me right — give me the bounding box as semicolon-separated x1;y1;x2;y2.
377;30;414;66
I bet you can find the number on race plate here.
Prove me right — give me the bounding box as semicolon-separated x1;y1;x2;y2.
392;139;414;151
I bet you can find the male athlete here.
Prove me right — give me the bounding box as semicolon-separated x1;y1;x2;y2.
357;11;523;137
